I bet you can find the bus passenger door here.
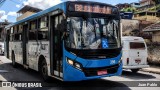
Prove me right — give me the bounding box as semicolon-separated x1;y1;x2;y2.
50;14;63;78
6;30;10;58
22;24;28;66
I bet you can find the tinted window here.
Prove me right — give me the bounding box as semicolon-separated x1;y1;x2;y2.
130;42;145;49
38;31;48;40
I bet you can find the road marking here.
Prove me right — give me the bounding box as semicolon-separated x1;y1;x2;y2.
0;70;9;73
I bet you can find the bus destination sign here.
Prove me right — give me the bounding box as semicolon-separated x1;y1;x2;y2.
69;3;114;14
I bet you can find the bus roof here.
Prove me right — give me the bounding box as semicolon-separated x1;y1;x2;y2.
121;36;145;41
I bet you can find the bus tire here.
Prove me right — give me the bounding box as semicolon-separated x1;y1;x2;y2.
131;69;139;73
40;59;50;81
11;52;17;68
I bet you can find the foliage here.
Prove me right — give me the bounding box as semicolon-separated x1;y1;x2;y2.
121;7;137;12
120;1;160;13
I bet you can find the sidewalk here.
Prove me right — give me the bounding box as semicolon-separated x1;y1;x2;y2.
141;66;160;74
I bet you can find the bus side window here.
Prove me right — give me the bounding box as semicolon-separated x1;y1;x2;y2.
29;20;37;40
29;32;36;40
38;16;48;40
38;32;43;40
14;25;22;41
19;25;22;41
10;27;14;41
6;29;10;41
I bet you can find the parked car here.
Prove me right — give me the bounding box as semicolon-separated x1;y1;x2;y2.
0;42;4;55
121;36;149;73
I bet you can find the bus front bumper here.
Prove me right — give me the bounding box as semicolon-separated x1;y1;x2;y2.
123;65;149;69
63;63;123;81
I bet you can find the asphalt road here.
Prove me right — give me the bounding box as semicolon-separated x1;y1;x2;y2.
0;56;160;90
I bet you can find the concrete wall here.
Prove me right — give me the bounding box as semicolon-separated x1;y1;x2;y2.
121;19;139;36
133;15;160;22
17;11;35;21
148;45;160;65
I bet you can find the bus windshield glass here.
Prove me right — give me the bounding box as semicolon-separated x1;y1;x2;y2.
65;17;120;49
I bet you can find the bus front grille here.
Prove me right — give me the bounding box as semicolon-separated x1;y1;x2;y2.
83;64;119;77
66;47;122;60
81;53;119;59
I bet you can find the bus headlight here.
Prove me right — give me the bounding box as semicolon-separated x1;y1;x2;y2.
75;62;81;69
67;58;82;70
67;59;74;65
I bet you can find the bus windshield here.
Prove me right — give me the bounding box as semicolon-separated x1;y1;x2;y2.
65;17;120;49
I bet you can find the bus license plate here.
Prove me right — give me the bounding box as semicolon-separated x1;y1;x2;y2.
97;70;108;75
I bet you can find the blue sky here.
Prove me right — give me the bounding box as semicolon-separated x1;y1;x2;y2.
0;0;139;22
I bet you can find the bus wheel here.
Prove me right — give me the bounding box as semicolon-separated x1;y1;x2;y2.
40;60;50;81
11;52;17;68
131;69;139;73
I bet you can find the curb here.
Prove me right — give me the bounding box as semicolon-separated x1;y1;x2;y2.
140;68;160;74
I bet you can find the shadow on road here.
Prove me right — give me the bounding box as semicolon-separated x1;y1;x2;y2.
0;63;42;81
0;62;131;90
122;70;156;80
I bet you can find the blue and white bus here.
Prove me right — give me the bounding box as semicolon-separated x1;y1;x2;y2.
5;1;122;81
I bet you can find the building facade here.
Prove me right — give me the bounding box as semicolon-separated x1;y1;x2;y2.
17;5;42;21
0;22;11;41
143;22;160;43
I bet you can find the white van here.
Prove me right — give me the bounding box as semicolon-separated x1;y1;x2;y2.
121;36;149;73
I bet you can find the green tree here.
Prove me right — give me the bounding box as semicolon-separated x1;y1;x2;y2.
121;7;136;13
